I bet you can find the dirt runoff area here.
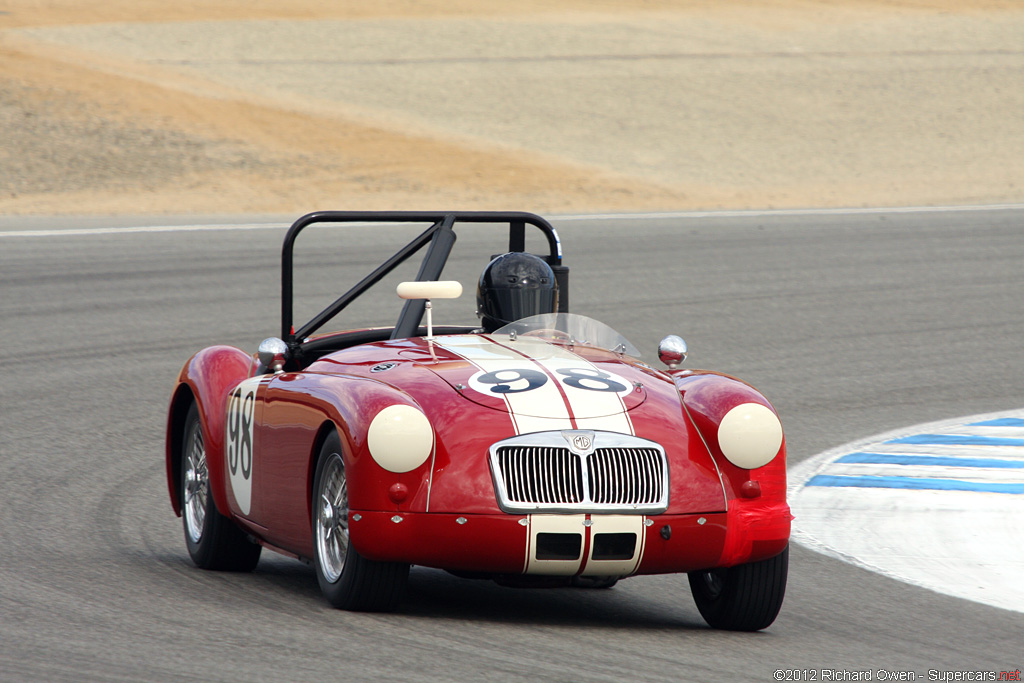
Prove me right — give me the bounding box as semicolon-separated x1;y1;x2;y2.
1;1;1022;216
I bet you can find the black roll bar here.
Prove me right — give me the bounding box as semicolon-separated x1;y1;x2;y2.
280;211;565;350
390;214;457;341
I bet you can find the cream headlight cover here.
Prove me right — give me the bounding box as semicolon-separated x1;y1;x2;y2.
717;403;783;469
367;404;434;473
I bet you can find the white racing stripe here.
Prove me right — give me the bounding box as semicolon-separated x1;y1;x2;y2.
438;335;642;577
513;338;633;435
439;335;571;434
435;335;634;436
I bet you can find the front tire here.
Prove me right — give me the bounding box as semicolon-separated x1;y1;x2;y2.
312;431;409;611
181;402;261;572
687;545;788;631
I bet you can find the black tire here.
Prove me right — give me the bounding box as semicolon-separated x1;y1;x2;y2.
181;402;261;572
687;545;788;631
312;430;409;611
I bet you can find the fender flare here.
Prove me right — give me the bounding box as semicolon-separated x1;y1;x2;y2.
671;370;790;566
293;375;434;512
672;370;787;492
165;346;254;517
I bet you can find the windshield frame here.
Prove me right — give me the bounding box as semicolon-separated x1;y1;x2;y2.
493;313;641;357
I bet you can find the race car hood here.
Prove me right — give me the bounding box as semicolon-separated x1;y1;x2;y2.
398;334;647;423
308;333;729;516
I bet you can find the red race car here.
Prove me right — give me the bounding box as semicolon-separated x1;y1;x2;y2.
165;211;790;630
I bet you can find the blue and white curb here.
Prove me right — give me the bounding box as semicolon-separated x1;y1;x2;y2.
789;408;1024;613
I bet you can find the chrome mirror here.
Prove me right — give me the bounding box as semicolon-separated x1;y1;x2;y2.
257;337;289;374
658;335;687;369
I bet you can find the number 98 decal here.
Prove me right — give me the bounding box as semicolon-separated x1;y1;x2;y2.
225;376;261;514
468;366;633;398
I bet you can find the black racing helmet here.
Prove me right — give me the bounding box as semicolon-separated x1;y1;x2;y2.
477;252;558;332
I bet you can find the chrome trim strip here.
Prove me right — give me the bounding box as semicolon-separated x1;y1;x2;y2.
680;401;729;512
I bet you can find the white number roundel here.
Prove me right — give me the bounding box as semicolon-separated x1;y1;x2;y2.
225;376;261;515
468;366;633;398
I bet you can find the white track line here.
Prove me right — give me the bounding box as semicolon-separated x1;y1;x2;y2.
554;202;1024;221
3;203;1024;238
0;222;284;238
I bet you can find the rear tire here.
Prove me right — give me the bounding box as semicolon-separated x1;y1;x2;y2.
181;402;261;572
312;430;409;611
687;545;788;631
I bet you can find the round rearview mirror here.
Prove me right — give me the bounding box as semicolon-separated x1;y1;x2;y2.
658;335;688;369
257;337;289;374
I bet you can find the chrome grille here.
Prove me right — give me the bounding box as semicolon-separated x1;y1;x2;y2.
490;432;669;513
588;448;664;506
498;446;584;505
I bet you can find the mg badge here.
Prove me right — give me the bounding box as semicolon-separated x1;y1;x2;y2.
563;430;595;454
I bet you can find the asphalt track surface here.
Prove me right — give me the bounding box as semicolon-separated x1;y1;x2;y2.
1;208;1023;681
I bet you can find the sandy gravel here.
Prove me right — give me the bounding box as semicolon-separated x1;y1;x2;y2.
1;1;1022;215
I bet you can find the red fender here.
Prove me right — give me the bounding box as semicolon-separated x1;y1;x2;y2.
671;370;785;496
165;346;253;517
671;370;791;566
240;371;441;556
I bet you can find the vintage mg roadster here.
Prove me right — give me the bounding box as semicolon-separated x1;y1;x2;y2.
166;211;790;630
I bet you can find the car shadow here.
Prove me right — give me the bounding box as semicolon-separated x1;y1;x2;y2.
398;566;703;630
159;551;710;630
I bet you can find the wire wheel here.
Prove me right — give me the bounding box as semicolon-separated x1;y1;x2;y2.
179;401;261;572
311;431;409;610
183;414;208;544
315;452;349;584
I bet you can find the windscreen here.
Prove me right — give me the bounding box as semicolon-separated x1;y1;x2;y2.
493;313;641;357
